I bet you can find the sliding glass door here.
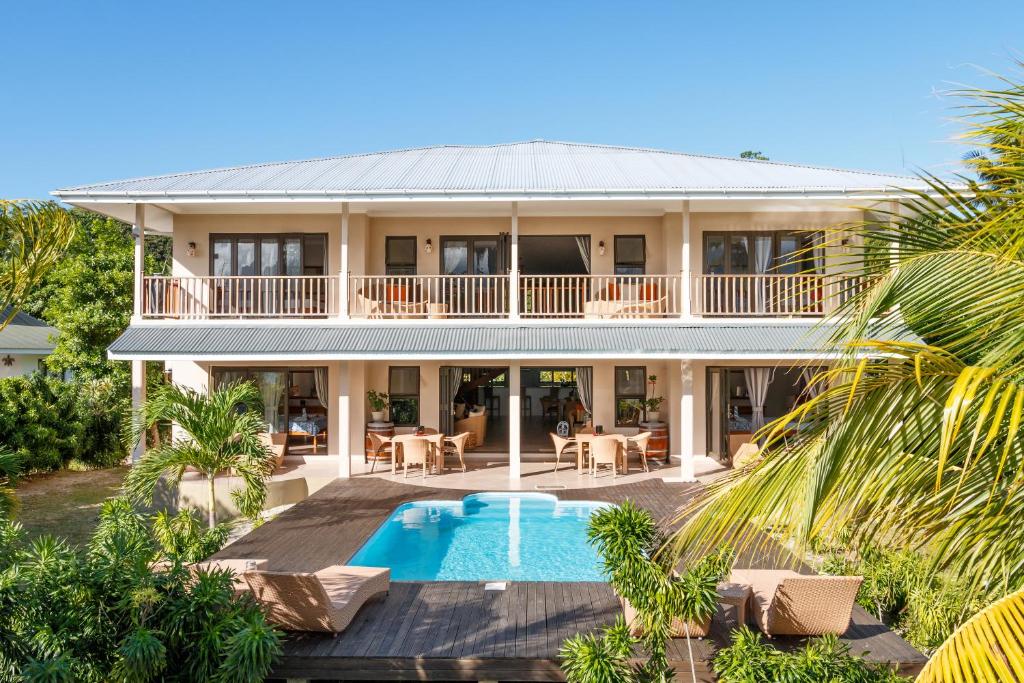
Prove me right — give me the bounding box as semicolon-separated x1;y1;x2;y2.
210;234;326;315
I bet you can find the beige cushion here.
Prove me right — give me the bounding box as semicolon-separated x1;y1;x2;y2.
730;569;862;636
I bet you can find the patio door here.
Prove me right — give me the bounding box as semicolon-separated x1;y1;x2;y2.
210;234;326;315
441;235;508;313
706;367;730;464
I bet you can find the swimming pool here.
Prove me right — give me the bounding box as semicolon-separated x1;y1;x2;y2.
348;492;610;581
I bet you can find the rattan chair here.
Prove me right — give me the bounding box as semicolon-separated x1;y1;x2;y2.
590;435;621;478
549;433;579;472
367;432;393;473
626;431;652;472
397;436;431;479
730;568;863;637
443;432;470;472
244;565;390;633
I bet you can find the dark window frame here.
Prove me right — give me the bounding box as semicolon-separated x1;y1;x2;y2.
209;233;328;276
388;366;421;426
702;230;821;275
385;236;417;275
439;235;505;275
614;365;647;427
614;235;647;275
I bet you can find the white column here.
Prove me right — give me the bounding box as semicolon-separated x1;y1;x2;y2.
132;204;145;320
664;359;696;482
680;200;692;319
508;362;521;483
337;361;351;478
131;359;146;463
339;203;350;319
509;202;520;320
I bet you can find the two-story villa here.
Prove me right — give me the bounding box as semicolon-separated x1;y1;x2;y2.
53;141;923;492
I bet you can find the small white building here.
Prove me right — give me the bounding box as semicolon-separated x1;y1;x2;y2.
0;309;58;379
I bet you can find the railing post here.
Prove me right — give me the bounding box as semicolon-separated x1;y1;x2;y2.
680;200;692;319
509;202;519;320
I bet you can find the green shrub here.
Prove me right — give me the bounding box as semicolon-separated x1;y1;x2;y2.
0;498;280;682
713;627;904;682
0;374;128;473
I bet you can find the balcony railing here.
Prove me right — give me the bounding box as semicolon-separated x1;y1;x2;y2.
520;275;683;318
141;273;855;320
142;275;339;319
692;274;857;316
349;274;509;318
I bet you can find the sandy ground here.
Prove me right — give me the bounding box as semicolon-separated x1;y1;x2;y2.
15;467;129;546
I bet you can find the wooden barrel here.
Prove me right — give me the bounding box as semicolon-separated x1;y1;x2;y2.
365;421;395;462
640;421;669;463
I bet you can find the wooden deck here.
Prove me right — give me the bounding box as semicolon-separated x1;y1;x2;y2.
214;477;926;681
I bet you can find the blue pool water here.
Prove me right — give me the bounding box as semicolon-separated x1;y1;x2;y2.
348;492;610;581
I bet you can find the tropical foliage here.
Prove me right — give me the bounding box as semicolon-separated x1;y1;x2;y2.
561;501;729;683
817;543;983;653
0;448;21;518
668;68;1024;680
713;627;903;682
0;200;76;329
0;498;280;682
125;381;275;528
0;373;128;471
23;209;169;381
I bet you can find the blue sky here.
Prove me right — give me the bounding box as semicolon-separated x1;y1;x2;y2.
3;1;1022;200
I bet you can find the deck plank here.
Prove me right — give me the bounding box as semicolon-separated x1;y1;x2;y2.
212;477;926;681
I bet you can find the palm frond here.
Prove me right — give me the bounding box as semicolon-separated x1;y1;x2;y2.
915;588;1024;682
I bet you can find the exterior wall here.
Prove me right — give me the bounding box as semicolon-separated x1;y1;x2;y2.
364;215;668;275
171;213;360;278
0;354;46;379
688;210;862;277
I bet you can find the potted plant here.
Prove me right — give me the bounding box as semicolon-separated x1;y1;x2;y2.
367;390;389;422
645;396;665;422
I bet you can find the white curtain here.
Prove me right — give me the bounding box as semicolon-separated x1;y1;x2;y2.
801;367;822;398
313;367;329;409
258;372;286;432
710;370;723;459
744;367;774;432
440;367;463;436
753;235;773;312
575;236;592;274
575;366;593;421
444;244;467;275
812;232;826;274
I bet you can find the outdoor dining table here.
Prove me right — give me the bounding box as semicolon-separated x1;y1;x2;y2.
388;430;443;474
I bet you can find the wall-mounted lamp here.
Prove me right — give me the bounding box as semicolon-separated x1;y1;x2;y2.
424;238;433;254
598;240;606;256
186;241;197;257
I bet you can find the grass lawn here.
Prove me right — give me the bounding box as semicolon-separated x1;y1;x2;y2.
16;467;129;546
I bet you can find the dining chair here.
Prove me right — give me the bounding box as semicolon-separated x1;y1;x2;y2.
425;433;445;473
398;437;430;479
590;436;621;479
627;431;652;473
549;433;578;472
367;432;393;473
574;433;596;471
444;432;470;473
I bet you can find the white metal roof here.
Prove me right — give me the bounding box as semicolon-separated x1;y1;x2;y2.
54;140;926;202
0;309;58;354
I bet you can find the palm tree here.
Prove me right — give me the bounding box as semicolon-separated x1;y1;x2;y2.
668;67;1024;680
0;199;76;329
125;381;275;528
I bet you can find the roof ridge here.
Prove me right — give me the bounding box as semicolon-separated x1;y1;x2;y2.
55;140;920;192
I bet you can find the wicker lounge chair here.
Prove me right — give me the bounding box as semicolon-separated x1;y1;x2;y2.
244;565;390;633
730;568;863;637
258;432;287;469
621;596;711;638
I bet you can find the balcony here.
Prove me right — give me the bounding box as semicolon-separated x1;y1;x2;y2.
692;274;859;317
143;276;339;319
141;273;852;320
